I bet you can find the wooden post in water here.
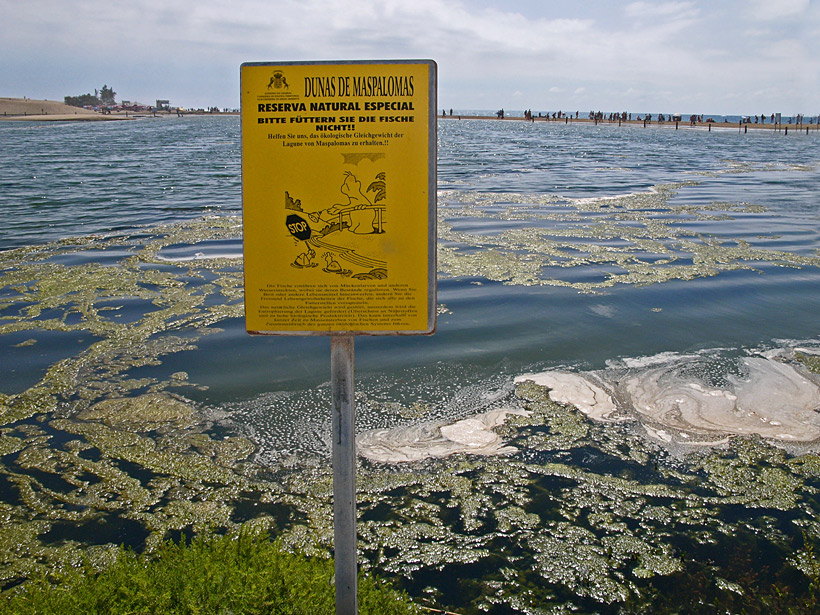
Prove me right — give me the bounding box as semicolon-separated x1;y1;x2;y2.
331;334;357;615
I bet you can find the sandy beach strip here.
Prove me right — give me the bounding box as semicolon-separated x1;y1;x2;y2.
0;97;133;121
441;113;818;132
3;96;813;130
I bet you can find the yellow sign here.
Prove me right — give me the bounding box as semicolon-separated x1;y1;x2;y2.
241;60;437;335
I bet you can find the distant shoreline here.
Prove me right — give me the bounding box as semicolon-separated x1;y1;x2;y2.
0;97;237;122
0;97;129;121
439;113;819;132
2;97;816;132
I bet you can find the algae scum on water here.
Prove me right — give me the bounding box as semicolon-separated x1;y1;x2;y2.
2;183;820;613
437;178;820;291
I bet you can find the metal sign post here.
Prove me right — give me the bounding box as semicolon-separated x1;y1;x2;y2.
331;335;357;614
241;59;436;615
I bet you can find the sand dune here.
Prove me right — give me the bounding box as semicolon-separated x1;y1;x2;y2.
0;97;124;121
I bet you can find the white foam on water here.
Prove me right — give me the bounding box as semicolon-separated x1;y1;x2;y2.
357;407;531;463
571;188;656;208
154;251;242;262
589;304;617;318
518;351;820;448
624;357;820;444
611;351;700;370
514;371;625;422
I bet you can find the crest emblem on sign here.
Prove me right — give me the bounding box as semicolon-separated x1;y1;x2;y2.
267;71;289;90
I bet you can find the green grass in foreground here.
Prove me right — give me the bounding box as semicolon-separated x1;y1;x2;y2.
0;531;420;615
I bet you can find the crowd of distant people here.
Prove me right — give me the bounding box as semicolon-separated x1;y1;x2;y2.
439;108;818;126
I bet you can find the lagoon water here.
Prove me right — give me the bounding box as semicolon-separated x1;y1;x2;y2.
3;117;819;434
2;115;820;612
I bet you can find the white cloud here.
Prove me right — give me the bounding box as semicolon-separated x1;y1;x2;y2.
0;0;816;113
625;1;699;20
748;0;809;20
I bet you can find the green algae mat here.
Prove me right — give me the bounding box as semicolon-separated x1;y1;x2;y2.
2;209;820;614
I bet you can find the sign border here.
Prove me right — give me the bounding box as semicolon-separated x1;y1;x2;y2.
240;59;437;337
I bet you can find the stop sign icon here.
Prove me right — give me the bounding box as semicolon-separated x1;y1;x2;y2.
285;214;311;240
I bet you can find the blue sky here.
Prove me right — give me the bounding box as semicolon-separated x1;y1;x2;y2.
1;0;817;114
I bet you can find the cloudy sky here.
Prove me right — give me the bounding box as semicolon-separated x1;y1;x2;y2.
2;0;818;114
